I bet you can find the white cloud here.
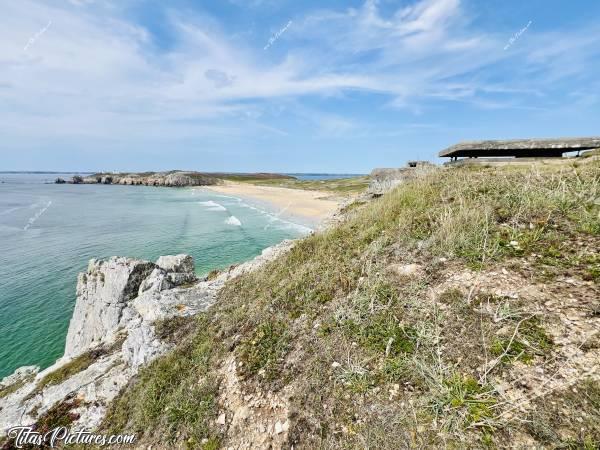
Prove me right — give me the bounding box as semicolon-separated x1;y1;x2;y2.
1;0;599;148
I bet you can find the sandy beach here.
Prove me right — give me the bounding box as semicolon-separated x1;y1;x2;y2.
202;181;341;228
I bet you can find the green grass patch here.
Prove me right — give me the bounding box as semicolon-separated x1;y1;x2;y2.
491;317;553;364
344;315;416;357
491;337;532;363
434;374;497;427
381;356;425;388
236;176;370;194
582;254;600;282
338;369;375;394
218;173;296;182
238;320;289;380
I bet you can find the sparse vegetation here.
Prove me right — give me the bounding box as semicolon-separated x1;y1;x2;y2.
432;374;497;428
1;397;82;449
28;337;125;397
100;161;599;448
33;350;102;393
238;320;289;380
154;315;196;343
0;374;35;399
206;268;220;280
102;316;221;446
234;175;370;194
526;378;600;448
490;316;553;364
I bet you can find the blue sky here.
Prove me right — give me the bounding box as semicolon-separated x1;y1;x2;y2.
1;0;599;173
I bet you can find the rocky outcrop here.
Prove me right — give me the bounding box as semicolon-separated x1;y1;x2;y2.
0;366;38;390
58;171;298;187
77;171;221;187
64;258;155;359
368;162;436;195
0;241;294;437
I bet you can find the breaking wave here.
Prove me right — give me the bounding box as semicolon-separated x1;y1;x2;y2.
237;201;313;234
224;216;242;226
198;200;227;212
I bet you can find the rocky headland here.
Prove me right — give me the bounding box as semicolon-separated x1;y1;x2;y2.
0;241;294;437
55;171;295;187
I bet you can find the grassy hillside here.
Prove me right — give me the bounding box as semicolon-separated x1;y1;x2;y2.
212;173;297;181
102;161;599;448
230;175;371;195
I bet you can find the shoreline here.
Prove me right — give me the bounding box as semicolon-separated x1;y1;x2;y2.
200;182;342;229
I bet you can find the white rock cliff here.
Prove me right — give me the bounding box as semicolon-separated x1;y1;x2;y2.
0;242;293;437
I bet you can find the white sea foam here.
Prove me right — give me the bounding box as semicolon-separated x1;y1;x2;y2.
198;200;227;211
238;201;313;234
224;216;242;226
269;218;312;234
23;201;52;231
212;194;242;201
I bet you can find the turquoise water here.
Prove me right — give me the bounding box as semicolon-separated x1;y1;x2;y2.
0;174;309;379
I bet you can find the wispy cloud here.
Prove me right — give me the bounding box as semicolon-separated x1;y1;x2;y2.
1;0;600;153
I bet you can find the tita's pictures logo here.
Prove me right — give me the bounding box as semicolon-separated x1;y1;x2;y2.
6;426;136;448
504;20;532;50
23;20;52;52
264;20;292;50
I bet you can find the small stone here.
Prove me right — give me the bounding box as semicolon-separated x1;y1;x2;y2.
389;263;423;279
274;420;284;434
217;413;226;425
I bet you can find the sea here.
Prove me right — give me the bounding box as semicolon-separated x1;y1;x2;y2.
0;172;342;379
